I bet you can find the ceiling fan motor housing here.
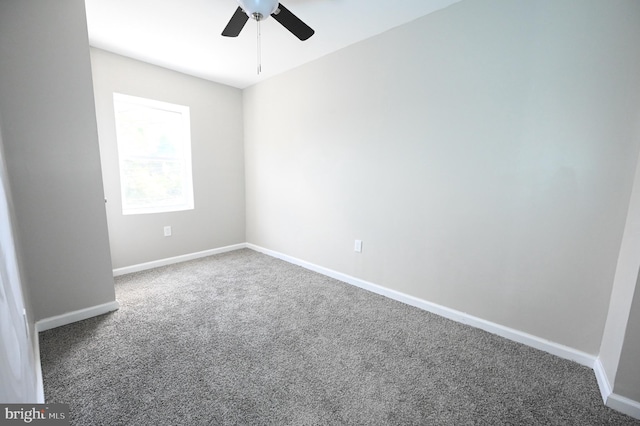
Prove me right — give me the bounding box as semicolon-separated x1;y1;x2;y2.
222;0;314;41
238;0;279;19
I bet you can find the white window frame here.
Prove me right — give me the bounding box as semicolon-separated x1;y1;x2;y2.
113;93;194;215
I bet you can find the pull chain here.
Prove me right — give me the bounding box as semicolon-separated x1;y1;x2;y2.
254;13;262;75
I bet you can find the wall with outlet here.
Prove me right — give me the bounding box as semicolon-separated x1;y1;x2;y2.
244;0;640;357
0;0;637;411
91;49;246;269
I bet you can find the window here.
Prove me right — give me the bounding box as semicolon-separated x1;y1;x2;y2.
113;93;194;215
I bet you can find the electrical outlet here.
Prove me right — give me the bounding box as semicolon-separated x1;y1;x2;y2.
354;239;363;253
164;226;172;237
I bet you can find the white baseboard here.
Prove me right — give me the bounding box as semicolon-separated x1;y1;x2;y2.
594;358;640;420
33;326;44;403
35;300;120;332
113;243;247;276
607;393;640;420
247;244;596;368
594;358;612;403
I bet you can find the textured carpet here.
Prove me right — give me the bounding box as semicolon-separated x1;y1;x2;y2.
40;249;639;425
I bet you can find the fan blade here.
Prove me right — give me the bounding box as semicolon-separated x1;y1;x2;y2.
271;3;314;41
222;7;249;37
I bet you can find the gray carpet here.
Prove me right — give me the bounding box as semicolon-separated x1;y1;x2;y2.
40;249;639;425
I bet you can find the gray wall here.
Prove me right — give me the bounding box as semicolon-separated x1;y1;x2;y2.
0;0;116;321
91;49;245;269
244;0;640;355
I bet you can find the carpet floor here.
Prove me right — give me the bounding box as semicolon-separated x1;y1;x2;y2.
40;249;640;425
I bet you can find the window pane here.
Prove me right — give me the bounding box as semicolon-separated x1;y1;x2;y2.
121;159;185;208
113;93;194;215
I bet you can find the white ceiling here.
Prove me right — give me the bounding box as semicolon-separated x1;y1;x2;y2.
84;0;462;89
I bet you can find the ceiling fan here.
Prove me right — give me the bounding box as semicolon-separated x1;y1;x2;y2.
221;0;315;41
